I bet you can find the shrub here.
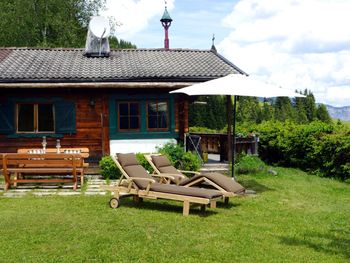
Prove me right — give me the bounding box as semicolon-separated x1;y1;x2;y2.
99;156;121;180
235;154;266;174
157;142;201;171
239;120;350;180
136;153;154;173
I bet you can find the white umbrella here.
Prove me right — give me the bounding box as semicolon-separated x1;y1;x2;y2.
170;73;305;98
170;73;305;178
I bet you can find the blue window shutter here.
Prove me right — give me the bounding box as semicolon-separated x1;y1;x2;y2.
0;101;15;134
55;100;76;134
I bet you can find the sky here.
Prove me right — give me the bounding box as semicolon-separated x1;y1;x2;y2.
103;0;350;107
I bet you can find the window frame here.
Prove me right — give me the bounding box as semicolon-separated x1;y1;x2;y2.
117;101;141;132
16;103;55;134
146;100;169;132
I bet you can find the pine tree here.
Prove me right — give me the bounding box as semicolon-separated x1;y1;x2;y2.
236;97;261;123
261;99;274;122
316;104;332;123
295;96;308;123
303;89;317;122
274;97;295;121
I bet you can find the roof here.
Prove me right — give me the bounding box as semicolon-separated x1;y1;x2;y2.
0;48;245;84
161;7;172;22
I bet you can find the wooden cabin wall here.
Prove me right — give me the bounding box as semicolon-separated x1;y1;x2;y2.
175;96;189;141
0;89;109;162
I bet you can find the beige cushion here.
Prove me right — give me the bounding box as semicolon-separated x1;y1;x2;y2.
151;155;172;168
180;172;245;194
117;153;138;167
150;183;222;199
124;164;153;189
158;165;183;176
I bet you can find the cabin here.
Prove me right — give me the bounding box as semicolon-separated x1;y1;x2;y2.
0;9;245;163
0;47;244;162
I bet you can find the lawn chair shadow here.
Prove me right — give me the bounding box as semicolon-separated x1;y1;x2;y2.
240;179;274;193
120;198;218;217
279;229;350;259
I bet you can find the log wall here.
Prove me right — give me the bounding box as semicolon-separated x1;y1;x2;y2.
0;89;108;161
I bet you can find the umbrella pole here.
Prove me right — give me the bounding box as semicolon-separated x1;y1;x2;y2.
231;95;237;179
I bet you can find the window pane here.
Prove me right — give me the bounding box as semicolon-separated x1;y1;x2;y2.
18;104;34;132
158;113;168;128
119;103;129;116
130;117;139;129
158;102;167;113
148;103;157;115
38;104;54;132
148;116;157;129
130;103;139;115
119;117;129;129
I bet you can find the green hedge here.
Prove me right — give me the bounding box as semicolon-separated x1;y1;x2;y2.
244;121;350;180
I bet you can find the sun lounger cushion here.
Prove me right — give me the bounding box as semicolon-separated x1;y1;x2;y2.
151;155;183;175
181;173;246;194
117;153;139;167
150;155;245;194
150;183;222;199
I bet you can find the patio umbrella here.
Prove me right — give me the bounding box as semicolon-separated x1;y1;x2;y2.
170;73;305;179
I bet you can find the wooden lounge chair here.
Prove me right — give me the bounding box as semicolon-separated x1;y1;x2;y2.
102;153;223;216
145;154;246;202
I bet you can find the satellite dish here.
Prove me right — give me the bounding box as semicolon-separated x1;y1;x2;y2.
89;16;111;39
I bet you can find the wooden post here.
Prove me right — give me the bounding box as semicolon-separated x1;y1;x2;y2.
183;200;190;216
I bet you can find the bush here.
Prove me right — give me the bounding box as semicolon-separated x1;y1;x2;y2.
157;142;201;171
99;156;121;180
136;153;154;173
239;120;350;180
235;154;266;174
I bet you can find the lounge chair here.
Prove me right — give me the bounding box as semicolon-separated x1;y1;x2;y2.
145;154;246;202
102;153;223;216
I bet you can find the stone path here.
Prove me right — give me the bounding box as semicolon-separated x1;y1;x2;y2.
0;176;116;198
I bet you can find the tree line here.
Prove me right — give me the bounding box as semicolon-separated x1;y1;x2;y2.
0;0;135;49
189;89;332;130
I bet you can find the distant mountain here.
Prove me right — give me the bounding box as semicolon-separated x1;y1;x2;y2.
325;105;350;122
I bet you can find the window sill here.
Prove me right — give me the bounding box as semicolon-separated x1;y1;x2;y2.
7;134;64;139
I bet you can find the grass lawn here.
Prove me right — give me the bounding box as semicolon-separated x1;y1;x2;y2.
0;168;349;262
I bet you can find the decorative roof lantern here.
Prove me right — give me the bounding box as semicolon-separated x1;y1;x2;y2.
160;5;172;50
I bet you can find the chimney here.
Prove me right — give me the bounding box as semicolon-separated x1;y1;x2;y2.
160;6;172;50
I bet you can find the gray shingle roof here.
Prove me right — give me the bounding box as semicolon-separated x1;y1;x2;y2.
0;48;245;83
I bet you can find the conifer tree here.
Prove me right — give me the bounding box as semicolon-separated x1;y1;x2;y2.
236;97;261;123
274;97;295;121
316;104;332;123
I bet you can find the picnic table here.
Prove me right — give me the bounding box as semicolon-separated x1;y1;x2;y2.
1;148;89;191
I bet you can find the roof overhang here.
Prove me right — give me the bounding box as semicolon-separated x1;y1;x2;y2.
0;82;195;89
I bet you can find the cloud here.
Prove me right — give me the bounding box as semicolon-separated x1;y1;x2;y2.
102;0;174;40
218;0;350;106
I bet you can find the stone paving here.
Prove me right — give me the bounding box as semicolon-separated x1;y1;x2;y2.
0;175;117;198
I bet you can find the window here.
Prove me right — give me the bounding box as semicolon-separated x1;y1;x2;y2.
118;102;140;131
147;101;169;131
17;103;54;133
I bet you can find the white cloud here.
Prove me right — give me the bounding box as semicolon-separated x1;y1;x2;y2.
218;0;350;106
102;0;174;40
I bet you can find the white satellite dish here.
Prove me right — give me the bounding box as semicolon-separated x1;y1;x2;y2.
89;16;111;39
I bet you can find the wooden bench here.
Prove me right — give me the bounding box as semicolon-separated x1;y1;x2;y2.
2;153;85;191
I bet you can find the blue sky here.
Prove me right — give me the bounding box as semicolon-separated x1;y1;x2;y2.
103;0;350;107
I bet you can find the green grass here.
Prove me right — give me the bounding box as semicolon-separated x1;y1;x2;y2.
0;169;349;262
